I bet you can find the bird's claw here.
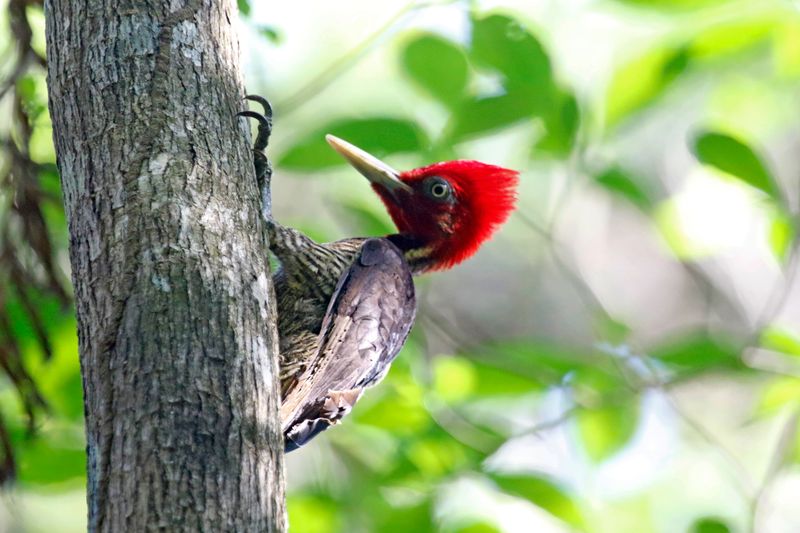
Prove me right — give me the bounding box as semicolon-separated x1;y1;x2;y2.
237;94;273;153
237;94;274;217
244;94;273;118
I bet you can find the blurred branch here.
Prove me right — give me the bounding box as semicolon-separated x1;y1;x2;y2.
0;410;15;485
424;395;501;454
515;211;612;319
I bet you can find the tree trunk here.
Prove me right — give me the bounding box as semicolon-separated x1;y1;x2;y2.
44;1;286;531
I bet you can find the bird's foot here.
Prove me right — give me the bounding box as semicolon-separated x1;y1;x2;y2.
237;94;274;217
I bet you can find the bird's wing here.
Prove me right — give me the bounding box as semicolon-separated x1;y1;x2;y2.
281;238;416;451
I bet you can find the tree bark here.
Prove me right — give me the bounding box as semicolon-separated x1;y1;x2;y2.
44;1;286;531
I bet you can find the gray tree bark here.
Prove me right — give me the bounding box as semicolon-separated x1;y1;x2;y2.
44;1;286;531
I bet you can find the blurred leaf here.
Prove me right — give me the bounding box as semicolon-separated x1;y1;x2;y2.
17;75;37;102
470;14;552;88
650;332;744;372
17;432;85;485
761;326;800;357
692;131;778;197
4;290;62;361
490;473;583;527
279;118;427;171
605;46;690;126
26;319;83;420
768;210;795;265
287;495;340;533
593;315;632;344
374;499;433;533
774;19;800;78
577;401;639;462
448;89;537;141
470;360;544;397
612;0;735;10
434;353;543;401
402;33;469;107
535;89;580;156
237;0;250;16
453;522;501;533
355;374;431;434
689;18;776;61
407;437;467;477
691;517;731;533
472;341;604;385
433;357;477;402
757;377;800;416
257;25;282;44
594;167;654;211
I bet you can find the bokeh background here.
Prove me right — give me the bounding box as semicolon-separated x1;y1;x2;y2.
2;0;800;531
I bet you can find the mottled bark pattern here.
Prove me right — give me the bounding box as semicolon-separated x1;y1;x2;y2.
44;0;286;531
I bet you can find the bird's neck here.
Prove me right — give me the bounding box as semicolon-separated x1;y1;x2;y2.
386;233;435;275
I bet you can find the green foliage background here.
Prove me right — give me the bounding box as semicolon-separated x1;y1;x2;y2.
2;0;800;531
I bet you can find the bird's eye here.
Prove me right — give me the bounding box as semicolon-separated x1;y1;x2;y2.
426;178;452;201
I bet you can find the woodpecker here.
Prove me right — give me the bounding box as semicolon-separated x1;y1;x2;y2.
239;96;518;451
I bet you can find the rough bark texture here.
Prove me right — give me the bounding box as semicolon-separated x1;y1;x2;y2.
44;1;286;531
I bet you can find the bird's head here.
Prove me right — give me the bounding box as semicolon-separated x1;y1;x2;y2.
327;135;518;273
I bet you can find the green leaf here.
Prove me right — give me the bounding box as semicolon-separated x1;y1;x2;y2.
432;353;546;402
470;14;552;88
650;332;744;373
472;341;602;384
774;19;800;78
449;89;537;141
257;25;282;44
237;0;250;16
406;438;468;477
691;131;778;197
612;0;734;9
17;75;37;102
279;118;427;171
535;89;580;156
470;360;544;397
768;209;795;264
577;402;639;462
490;473;583;527
433;357;477;402
594;167;654;211
691;517;731;533
761;326;800;357
354;374;430;434
287;495;340;533
689;18;776;61
453;522;501;533
757;377;800;416
593;315;632;344
17;430;86;485
374;500;433;533
401;33;469;107
605;46;690;126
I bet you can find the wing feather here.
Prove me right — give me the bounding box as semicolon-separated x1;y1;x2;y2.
281;238;416;451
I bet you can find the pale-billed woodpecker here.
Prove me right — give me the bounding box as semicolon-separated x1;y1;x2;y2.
238;96;518;451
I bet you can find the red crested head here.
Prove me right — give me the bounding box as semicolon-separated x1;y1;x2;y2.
326;136;518;273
